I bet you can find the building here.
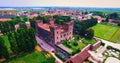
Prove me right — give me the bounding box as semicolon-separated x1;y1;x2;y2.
109;19;120;23
93;16;105;23
0;15;16;22
36;18;73;52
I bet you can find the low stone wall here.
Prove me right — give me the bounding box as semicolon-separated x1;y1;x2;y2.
93;41;102;50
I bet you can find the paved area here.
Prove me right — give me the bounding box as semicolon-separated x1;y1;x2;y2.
95;37;120;50
105;57;120;63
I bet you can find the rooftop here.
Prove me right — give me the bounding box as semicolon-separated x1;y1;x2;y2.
37;21;67;33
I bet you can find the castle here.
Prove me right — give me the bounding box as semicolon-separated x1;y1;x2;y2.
36;18;73;51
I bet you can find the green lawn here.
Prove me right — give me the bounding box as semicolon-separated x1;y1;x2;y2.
93;23;120;43
62;35;97;55
62;39;86;55
82;38;96;45
110;28;120;44
5;51;47;63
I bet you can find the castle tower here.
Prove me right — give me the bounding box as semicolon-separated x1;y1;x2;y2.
35;20;43;36
64;21;74;39
49;18;54;25
50;25;61;45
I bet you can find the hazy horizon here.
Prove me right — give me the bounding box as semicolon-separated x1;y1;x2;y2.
0;0;120;8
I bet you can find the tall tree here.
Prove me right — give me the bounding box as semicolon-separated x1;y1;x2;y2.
0;37;9;60
85;28;94;39
8;33;19;54
109;12;118;19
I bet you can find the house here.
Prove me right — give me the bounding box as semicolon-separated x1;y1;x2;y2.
0;15;16;22
93;16;105;23
109;19;120;23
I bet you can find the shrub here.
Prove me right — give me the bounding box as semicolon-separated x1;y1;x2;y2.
55;53;66;61
72;42;78;46
118;23;120;26
107;46;112;49
101;42;105;46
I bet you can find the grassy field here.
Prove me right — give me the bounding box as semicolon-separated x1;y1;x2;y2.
93;23;120;43
82;38;96;45
110;28;120;43
4;51;47;63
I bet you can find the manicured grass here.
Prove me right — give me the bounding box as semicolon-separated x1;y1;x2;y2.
110;28;120;44
62;36;87;55
62;39;86;55
62;35;96;55
82;38;96;45
6;51;47;63
1;35;12;53
93;23;120;43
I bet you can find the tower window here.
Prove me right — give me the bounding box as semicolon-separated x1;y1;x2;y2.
61;35;62;38
64;34;66;36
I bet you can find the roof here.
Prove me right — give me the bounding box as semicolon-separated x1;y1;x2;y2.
38;23;51;31
0;15;16;18
67;45;91;63
70;49;90;63
0;18;11;22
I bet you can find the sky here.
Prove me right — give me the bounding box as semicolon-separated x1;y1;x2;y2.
0;0;120;8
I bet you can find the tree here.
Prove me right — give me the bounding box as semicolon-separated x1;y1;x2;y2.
73;18;97;36
118;23;120;26
29;19;36;29
105;16;109;22
85;28;94;39
8;33;19;54
109;12;119;19
90;11;105;17
27;28;37;51
0;37;9;60
53;15;71;24
14;29;27;52
72;42;78;46
14;28;37;52
42;15;52;23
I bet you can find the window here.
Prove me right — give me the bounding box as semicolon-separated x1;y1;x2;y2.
61;35;62;38
57;37;58;39
70;32;71;34
64;34;66;36
57;31;58;34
